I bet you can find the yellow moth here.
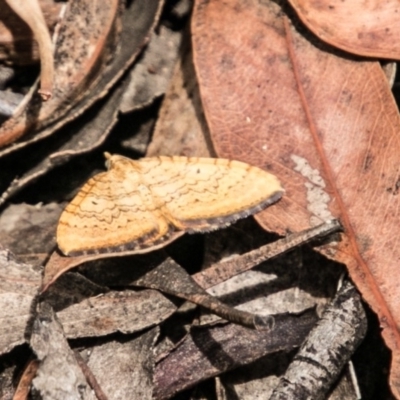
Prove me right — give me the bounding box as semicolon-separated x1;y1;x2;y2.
57;153;283;256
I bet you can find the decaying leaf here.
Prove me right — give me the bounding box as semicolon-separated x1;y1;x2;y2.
13;359;40;400
58;289;176;338
41;247;163;293
192;0;400;395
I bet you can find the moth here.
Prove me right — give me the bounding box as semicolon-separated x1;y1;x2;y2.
57;153;283;256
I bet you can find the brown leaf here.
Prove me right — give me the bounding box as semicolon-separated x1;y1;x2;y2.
5;0;54;99
41;233;184;292
192;0;400;396
289;0;400;59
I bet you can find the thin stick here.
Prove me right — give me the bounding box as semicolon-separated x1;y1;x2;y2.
193;219;341;289
74;350;109;400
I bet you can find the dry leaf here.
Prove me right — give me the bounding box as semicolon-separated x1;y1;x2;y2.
30;302;90;398
0;202;63;266
0;0;120;148
153;309;318;400
58;289;176;338
289;0;400;59
41;245;176;292
84;328;159;400
192;0;400;395
0;0;61;65
0;247;40;355
13;359;40;400
5;0;54;99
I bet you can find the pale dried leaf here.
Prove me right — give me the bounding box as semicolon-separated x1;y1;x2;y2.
31;303;90;399
84;328;159;400
0;248;40;355
58;289;176;338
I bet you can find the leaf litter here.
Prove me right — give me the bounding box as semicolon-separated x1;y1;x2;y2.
0;0;395;398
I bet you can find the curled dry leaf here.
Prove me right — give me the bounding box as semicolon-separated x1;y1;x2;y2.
13;359;40;400
0;0;62;65
5;0;54;99
289;0;400;59
192;0;400;396
41;238;184;292
0;0;120;148
270;280;367;400
0;75;130;207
